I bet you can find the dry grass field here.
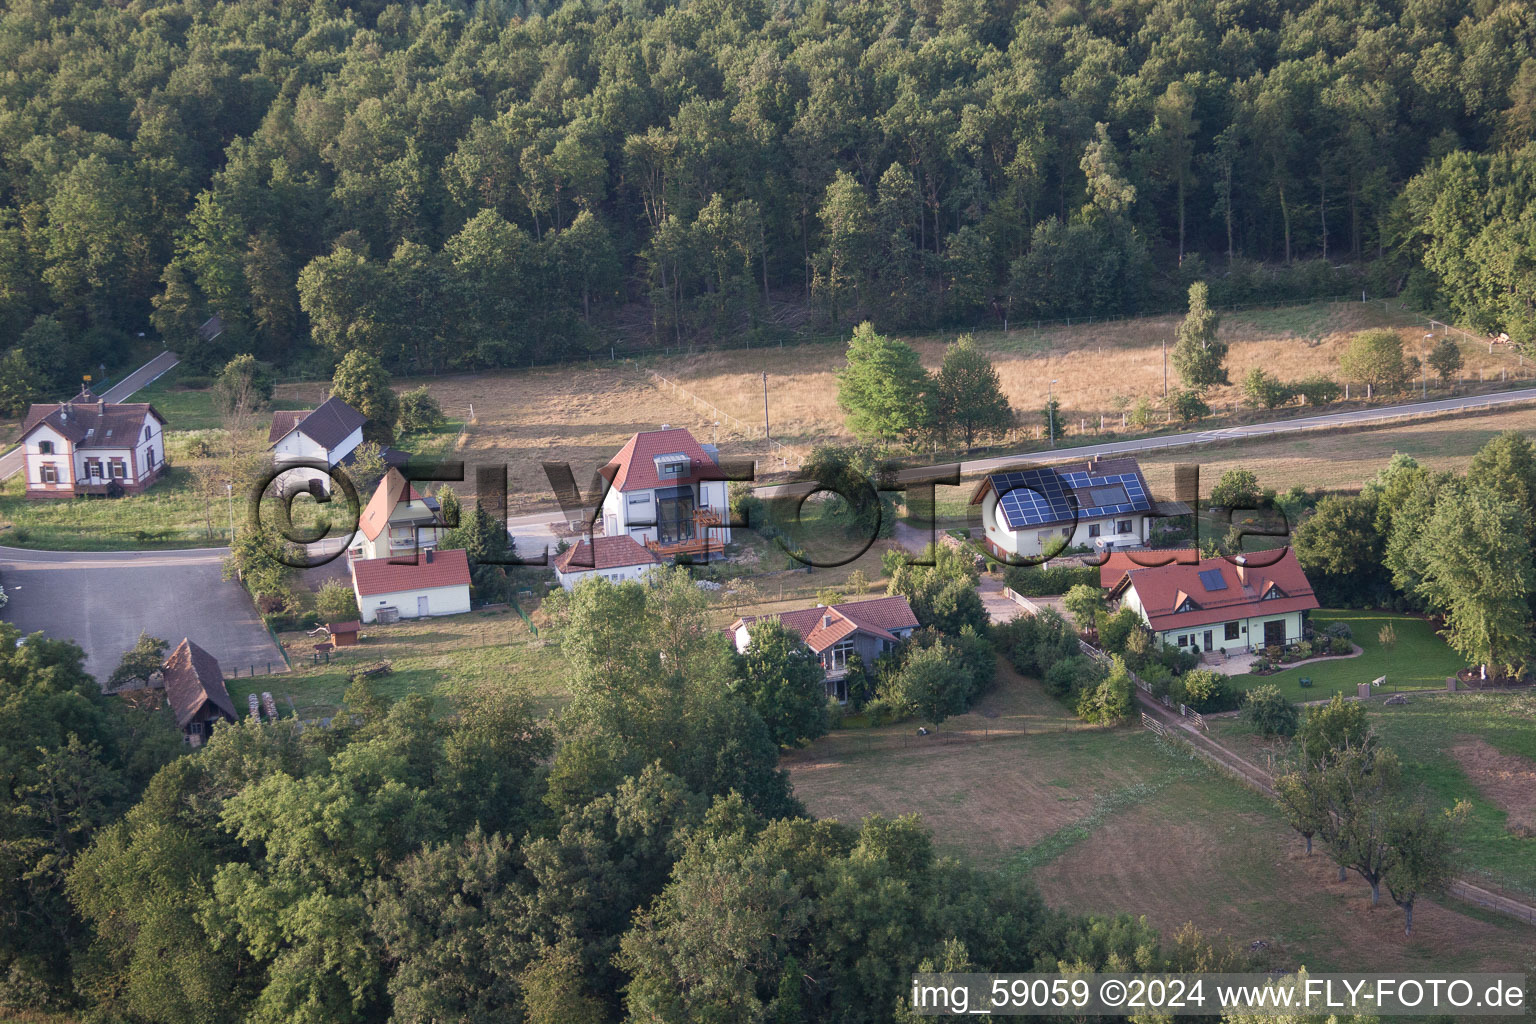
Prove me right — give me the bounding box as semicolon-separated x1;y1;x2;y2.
269;300;1536;512
663;301;1532;448
1132;402;1536;498
1028;775;1530;973
278;365;736;513
789;670;1534;973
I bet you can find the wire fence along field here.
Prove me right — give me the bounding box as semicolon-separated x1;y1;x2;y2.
1135;692;1536;929
648;370;801;469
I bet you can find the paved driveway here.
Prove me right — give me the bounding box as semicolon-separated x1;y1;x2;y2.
0;544;284;682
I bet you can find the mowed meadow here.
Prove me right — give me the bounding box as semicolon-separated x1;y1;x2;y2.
788;667;1535;974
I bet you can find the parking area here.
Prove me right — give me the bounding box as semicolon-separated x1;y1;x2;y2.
0;544;285;682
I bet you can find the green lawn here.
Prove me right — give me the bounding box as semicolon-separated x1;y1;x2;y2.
1214;691;1536;899
230;605;569;721
136;365;312;432
1365;693;1536;897
1228;610;1465;701
0;462;224;549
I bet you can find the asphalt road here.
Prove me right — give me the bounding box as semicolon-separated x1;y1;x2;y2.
0;349;180;482
756;385;1536;496
0;544;285;683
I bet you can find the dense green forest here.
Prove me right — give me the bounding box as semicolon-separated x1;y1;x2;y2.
1;0;1534;396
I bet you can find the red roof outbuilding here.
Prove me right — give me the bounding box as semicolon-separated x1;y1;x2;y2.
351;548;471;597
553;535;663;574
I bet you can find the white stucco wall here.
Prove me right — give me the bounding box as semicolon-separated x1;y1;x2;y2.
554;560;655;591
355;583;471;623
24;424;74;488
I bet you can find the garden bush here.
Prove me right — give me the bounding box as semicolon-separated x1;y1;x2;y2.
1172;667;1237;713
1043;654;1100;699
1003;564;1100;596
1242;684;1299;736
1329;635;1353;655
1324;621;1353;640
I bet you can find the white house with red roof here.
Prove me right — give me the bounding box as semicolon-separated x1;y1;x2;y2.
728;595;919;702
598;427;732;559
553;535;663;590
1106;549;1319;655
18;389;167;498
348;467;446;561
350;547;472;624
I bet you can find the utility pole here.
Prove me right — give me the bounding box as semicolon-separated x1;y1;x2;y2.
762;372;770;442
1048;379;1058;448
226;481;235;543
1162;339;1168;398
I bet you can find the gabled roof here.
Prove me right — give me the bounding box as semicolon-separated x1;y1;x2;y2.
1097;548;1201;588
971;456;1153;531
1110;549;1318;633
352;548;471;597
268;397;366;451
267;409;306;444
160;638;237;729
21;392;165;450
732;595;919;654
553;535;663;573
358;467;442;541
602;428;719;493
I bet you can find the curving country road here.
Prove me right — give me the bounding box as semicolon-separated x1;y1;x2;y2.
0;542;284;682
0;349;180;482
955;385;1536;478
761;385;1536;495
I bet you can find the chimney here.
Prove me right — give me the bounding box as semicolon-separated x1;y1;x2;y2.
97;398;106;414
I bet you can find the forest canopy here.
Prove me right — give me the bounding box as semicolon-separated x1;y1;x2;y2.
0;0;1533;390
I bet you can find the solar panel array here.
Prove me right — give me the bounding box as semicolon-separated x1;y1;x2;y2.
1197;568;1228;591
991;467;1151;529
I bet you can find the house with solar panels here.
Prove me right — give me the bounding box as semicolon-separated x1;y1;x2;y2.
970;456;1158;560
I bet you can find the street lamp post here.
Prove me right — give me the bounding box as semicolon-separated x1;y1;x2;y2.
226;482;235;543
1048;379;1058;447
1423;333;1433;396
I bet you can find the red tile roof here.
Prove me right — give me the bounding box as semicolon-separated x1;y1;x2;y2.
1109;549;1318;633
21;393;164;450
351;548;470;597
160;638;237;729
1096;548;1201;588
358;467;437;541
602;428;719;493
553;535;663;573
733;595;919;654
267;409;307;444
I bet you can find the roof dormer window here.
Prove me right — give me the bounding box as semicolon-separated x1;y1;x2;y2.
654;453;688;478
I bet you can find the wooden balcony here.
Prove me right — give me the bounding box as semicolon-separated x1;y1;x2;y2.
644;507;725;560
